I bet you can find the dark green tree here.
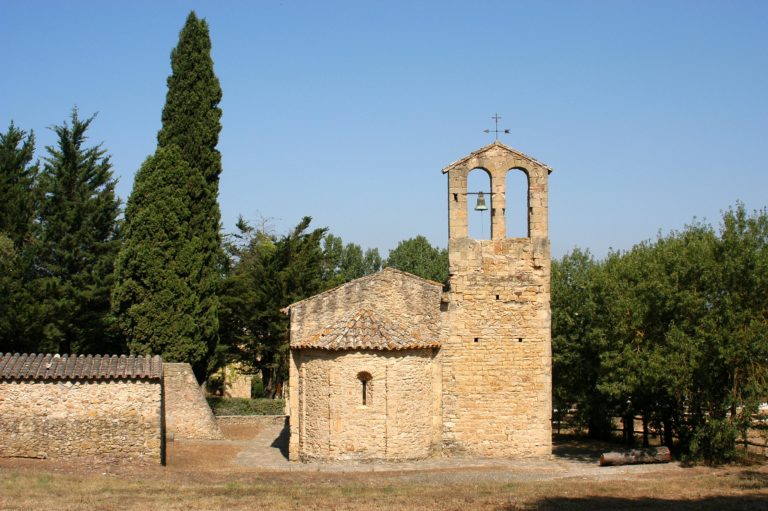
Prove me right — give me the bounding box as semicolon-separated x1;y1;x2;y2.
34;110;122;355
158;11;223;187
220;217;327;397
385;235;448;283
0;123;38;248
551;248;613;439
112;146;211;368
0;123;39;354
158;11;223;379
597;227;714;448
689;204;768;461
115;11;223;380
551;208;767;463
0;233;25;352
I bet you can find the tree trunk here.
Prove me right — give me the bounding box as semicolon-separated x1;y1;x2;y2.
642;413;649;448
663;418;674;447
599;446;672;466
261;366;274;398
622;412;635;445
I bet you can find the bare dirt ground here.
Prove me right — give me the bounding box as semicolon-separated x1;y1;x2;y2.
1;422;766;510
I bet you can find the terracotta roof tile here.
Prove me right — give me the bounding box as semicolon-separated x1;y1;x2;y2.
292;307;440;351
0;353;163;381
282;267;443;314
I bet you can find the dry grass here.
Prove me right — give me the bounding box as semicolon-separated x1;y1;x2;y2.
1;458;766;511
2;429;766;510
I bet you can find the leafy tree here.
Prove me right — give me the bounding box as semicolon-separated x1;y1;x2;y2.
551;248;612;438
689;204;768;461
597;227;714;447
112;146;211;373
0;123;38;248
552;206;768;463
220;217;327;397
322;233;382;287
320;233;344;285
33;110;122;355
220;224;382;396
385;235;448;283
362;247;383;277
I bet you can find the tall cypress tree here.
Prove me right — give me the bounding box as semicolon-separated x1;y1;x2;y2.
34;109;122;354
114;11;222;380
158;11;223;187
0;122;38;248
112;146;210;365
0;123;39;353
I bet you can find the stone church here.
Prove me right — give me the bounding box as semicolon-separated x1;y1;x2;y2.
285;140;552;461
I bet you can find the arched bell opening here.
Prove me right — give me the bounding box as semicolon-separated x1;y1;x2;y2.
467;168;492;240
505;168;530;238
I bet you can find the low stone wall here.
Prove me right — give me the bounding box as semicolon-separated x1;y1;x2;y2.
217;415;287;428
0;380;162;462
163;363;223;440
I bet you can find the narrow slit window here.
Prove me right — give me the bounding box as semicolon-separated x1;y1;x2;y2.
357;371;372;406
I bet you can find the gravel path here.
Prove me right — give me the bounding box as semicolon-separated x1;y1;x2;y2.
230;418;685;482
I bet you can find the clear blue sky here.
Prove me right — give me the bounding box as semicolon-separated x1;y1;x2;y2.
2;0;766;258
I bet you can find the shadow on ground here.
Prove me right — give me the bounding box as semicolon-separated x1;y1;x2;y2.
551;436;615;463
270;417;289;459
513;495;768;511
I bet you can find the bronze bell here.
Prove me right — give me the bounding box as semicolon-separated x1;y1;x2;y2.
474;191;488;211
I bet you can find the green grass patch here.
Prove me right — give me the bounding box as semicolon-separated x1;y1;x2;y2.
206;397;284;416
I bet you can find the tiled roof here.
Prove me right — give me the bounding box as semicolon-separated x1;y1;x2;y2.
0;353;163;381
282;267;442;314
292;307;440;351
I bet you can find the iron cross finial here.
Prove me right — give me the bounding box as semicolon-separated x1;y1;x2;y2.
483;113;510;140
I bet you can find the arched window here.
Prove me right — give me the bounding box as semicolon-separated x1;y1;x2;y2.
505;168;529;238
357;371;372;406
467;168;492;240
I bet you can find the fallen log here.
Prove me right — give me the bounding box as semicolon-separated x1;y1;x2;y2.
599;446;671;466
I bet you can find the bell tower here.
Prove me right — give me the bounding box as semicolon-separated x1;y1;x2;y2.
440;140;552;457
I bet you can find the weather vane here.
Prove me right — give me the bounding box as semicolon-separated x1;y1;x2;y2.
483;113;510;140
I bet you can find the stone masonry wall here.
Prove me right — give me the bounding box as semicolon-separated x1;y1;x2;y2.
442;238;552;457
163;363;223;440
292;349;437;461
0;380;162;462
442;141;552;458
225;372;253;399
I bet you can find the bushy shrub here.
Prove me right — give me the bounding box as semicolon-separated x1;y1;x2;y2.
206;397;284;416
688;418;741;464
